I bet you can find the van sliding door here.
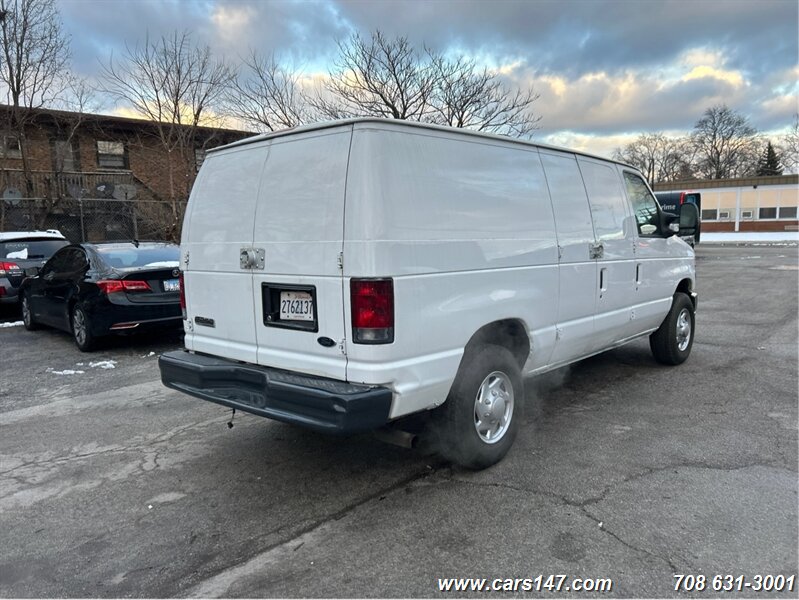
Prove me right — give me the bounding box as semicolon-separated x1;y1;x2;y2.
540;151;599;365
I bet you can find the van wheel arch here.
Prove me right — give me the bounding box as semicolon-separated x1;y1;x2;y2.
460;319;531;371
675;279;695;309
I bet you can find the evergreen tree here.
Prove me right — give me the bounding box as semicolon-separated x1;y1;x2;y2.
757;141;784;176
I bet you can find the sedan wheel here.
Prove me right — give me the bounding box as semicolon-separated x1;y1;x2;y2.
72;305;96;352
21;293;39;331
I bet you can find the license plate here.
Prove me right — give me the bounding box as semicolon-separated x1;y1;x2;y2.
163;278;180;292
280;291;314;321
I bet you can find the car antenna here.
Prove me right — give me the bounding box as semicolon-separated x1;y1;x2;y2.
132;239;139;248
228;408;236;429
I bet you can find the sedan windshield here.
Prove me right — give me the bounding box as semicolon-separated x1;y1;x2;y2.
95;245;179;269
1;239;68;260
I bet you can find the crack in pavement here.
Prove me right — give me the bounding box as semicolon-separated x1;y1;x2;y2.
0;415;226;479
183;464;445;598
447;460;794;576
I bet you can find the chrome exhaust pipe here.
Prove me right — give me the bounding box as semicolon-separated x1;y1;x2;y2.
374;428;418;449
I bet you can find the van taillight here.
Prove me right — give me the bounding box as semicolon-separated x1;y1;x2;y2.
351;278;393;344
179;271;186;319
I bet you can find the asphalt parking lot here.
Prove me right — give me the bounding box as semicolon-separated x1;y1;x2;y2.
1;244;797;598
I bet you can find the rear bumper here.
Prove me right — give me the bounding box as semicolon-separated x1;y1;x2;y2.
0;279;19;303
89;300;182;335
158;350;392;434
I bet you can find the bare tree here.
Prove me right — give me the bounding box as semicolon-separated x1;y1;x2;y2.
310;30;541;138
224;50;308;132
613;133;694;185
428;53;540;137
691;104;760;179
780;113;799;173
310;30;435;121
0;0;70;197
101;30;235;234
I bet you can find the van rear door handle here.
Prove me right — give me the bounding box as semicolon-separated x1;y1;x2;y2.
589;243;604;259
239;248;265;270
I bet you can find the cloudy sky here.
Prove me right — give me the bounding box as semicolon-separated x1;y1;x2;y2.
59;0;798;157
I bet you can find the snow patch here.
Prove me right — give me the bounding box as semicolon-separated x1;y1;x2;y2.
89;360;117;369
0;321;24;328
143;261;180;268
141;351;156;358
702;232;799;244
6;248;27;259
47;368;85;375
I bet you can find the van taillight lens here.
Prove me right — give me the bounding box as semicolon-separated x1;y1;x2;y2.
97;280;151;294
179;271;186;319
351;278;393;344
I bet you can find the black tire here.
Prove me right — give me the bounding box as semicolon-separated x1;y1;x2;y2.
431;344;523;470
649;292;695;365
21;291;39;331
71;304;96;352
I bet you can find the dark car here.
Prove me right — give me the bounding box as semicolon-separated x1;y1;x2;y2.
0;230;69;304
20;241;183;351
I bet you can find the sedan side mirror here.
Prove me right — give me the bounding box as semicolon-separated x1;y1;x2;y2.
25;266;40;277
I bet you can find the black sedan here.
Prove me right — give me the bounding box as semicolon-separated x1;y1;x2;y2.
20;242;183;351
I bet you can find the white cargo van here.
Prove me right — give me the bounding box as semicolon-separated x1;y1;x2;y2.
159;119;698;469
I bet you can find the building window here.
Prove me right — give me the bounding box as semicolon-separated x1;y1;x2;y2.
52;139;79;172
96;140;127;169
718;210;731;220
778;206;797;219
195;148;206;171
701;209;718;221
740;210;754;220
2;135;21;158
758;207;777;219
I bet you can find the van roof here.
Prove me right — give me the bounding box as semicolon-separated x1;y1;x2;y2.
211;117;637;171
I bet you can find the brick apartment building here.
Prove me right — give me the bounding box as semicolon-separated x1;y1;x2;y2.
0;104;253;240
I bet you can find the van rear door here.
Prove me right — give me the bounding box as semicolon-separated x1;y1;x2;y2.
251;128;352;381
182;143;268;364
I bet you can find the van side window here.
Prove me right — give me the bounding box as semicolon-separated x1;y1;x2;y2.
579;161;630;242
623;172;660;236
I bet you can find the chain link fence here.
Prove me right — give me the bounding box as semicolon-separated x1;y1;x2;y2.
1;197;187;243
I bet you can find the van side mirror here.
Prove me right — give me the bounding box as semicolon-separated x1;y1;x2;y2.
24;266;40;277
679;203;699;237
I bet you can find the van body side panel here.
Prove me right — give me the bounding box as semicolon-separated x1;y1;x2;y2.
251;129;351;380
182;144;269;363
578;158;640;347
344;125;558;418
539;150;598;364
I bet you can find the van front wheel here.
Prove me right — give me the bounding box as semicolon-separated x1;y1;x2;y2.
433;344;522;469
649;292;695;365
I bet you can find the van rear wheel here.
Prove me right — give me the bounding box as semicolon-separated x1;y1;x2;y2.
649;292;694;365
432;344;522;469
